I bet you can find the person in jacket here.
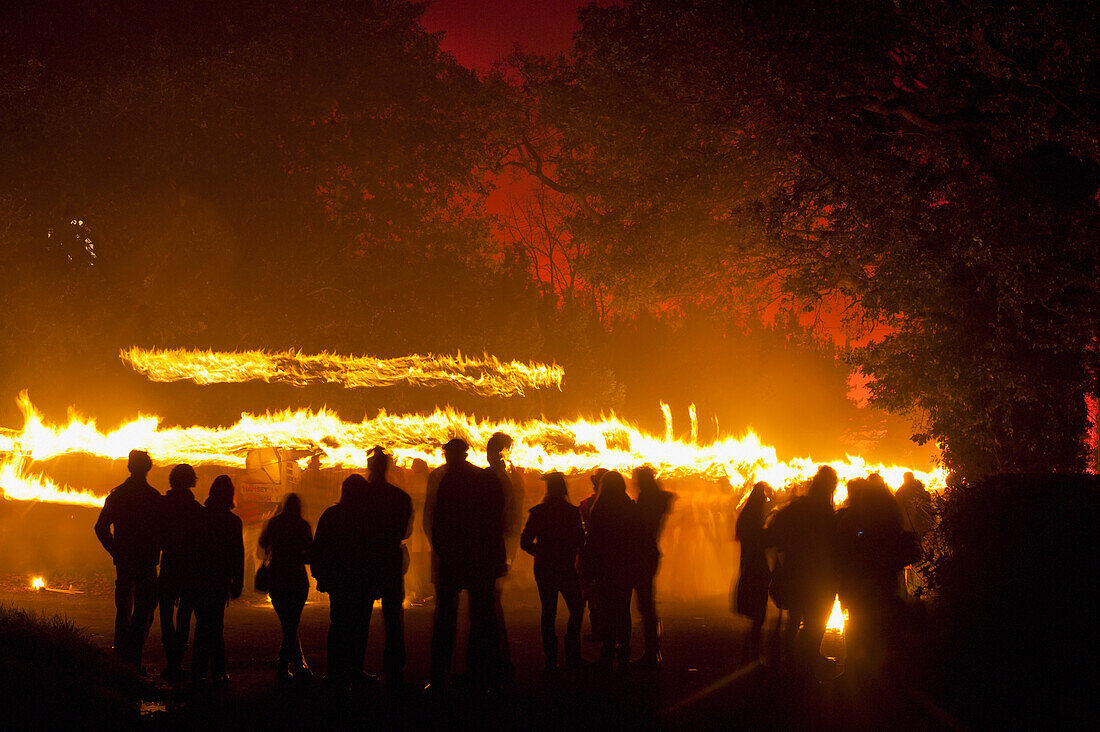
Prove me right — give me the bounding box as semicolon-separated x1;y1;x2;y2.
834;473;906;683
581;470;645;674
520;471;586;674
733;481;772;665
767;465;838;676
362;447;413;690
258;492;313;685
94;449;163;668
158;463;204;681
311;473;372;691
578;468;606;641
485;431;521;684
427;438;506;693
633;465;675;667
189;475;244;684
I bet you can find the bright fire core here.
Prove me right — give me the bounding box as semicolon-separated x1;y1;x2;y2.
0;394;943;508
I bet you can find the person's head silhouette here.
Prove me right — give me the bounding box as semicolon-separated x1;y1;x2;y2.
542;471;569;501
808;465;838;504
633;465;658;494
278;492;303;520
600;470;627;498
590;468;608;495
486;432;513;467
169;463;196;492
368;445;390;482
442;438;469;467
206;474;236;510
340;473;368;503
128;449;153;477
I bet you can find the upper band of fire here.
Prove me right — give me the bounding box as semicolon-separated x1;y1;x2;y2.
120;347;564;396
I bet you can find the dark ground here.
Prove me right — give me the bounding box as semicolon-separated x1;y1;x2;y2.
1;577;952;730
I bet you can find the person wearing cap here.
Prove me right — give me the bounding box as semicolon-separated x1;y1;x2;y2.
94;448;164;668
427;437;507;693
520;472;586;673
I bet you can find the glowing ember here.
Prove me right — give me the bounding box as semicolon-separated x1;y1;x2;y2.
826;595;847;633
1;390;945;507
31;576;45;590
119;347;564;397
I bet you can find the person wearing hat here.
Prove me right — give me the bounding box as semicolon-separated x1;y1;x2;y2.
94;448;164;669
520;472;586;674
427;437;507;693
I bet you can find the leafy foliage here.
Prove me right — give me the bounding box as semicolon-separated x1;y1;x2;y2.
502;0;1100;476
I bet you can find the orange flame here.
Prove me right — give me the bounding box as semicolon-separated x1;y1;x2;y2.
826;595;847;633
31;576;46;590
119;347;564;396
2;390;945;507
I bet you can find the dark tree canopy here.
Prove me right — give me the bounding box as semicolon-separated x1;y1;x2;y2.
501;0;1100;476
3;0;1094;476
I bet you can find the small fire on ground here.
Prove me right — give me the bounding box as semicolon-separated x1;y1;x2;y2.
825;595;847;633
31;576;45;590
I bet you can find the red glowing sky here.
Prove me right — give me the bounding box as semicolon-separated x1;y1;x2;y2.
419;0;585;70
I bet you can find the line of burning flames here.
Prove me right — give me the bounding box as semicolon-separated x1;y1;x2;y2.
119;347;565;396
0;390;945;509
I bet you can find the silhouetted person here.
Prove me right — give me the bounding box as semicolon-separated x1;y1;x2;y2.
311;473;372;691
258;492;313;685
363;447;413;690
633;465;675;666
428;438;506;693
578;468;605;640
834;477;868;615
485;431;519;683
94;449;163;668
734;481;773;665
768;465;837;676
158;463;204;681
520;472;586;674
895;471;933;597
581;470;645;674
406;457;433;603
835;473;906;683
578;469;605;533
189;475;244;684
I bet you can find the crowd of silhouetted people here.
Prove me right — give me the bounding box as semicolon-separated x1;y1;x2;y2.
95;451;244;684
733;466;932;687
95;444;929;700
93;436;680;695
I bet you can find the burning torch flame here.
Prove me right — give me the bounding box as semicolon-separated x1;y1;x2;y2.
2;391;945;507
119;347;564;397
31;577;45;590
826;595;847;633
